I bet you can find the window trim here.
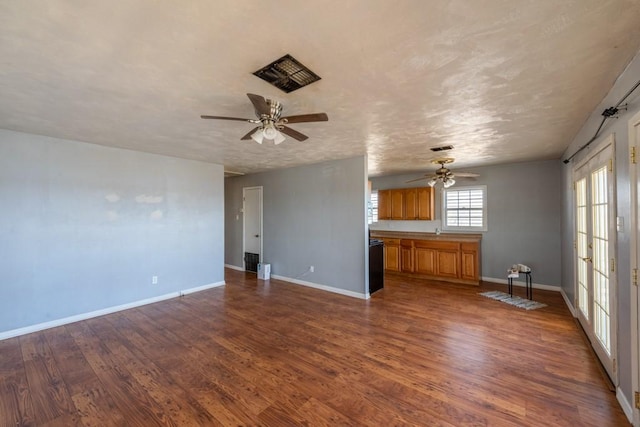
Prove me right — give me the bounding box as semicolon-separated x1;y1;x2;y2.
441;185;487;232
368;189;378;224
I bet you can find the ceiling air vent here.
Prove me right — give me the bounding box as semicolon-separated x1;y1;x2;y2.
430;145;454;152
253;54;321;93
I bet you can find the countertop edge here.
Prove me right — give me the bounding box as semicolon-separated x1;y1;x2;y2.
370;230;482;242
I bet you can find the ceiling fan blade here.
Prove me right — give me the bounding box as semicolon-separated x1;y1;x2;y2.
454;172;480;178
405;175;438;183
240;127;260;140
280;113;329;124
279;126;308;141
247;93;271;116
200;115;252;122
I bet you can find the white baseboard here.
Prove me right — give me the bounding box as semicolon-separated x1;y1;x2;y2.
0;280;225;341
224;263;245;272
270;274;369;300
481;276;560;292
179;281;225;296
560;288;577;317
617;387;634;424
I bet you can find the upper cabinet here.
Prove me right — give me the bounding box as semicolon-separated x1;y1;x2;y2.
391;190;405;219
377;187;434;221
378;189;391;220
416;187;433;220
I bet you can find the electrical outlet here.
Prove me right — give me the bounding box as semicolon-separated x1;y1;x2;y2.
152;276;158;285
310;266;314;273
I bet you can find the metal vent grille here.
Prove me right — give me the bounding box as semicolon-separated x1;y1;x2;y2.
431;145;454;152
253;54;321;93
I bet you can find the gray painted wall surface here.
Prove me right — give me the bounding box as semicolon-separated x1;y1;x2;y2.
225;156;368;295
0;129;225;333
561;50;640;405
370;159;562;287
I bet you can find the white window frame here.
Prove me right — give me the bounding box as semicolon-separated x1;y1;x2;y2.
441;185;487;232
368;190;378;224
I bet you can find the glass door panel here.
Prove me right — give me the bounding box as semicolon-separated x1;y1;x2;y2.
573;142;616;383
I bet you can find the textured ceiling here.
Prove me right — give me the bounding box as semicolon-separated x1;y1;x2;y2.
1;1;640;177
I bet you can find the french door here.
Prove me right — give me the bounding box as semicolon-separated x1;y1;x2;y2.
573;140;617;383
630;111;640;426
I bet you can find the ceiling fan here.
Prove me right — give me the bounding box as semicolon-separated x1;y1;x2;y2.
201;93;328;144
406;158;479;188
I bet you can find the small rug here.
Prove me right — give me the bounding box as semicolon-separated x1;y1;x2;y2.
479;291;547;311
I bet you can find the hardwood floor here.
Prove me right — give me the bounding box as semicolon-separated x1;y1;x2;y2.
0;268;630;426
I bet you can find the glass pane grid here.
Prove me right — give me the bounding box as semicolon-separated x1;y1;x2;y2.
575;178;589;319
445;188;484;228
590;167;611;354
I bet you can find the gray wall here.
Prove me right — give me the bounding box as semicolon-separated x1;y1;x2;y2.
370;159;562;287
225;156;368;295
0;129;225;334
561;50;640;406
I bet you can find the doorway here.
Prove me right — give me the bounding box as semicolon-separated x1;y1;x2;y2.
243;186;263;272
573;136;617;384
630;110;640;426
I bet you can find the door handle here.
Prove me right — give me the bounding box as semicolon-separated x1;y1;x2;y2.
581;256;592;263
255;234;259;238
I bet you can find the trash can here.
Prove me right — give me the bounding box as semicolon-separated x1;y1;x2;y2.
257;263;271;280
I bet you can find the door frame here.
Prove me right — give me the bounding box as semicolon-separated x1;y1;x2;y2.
630;110;640;426
242;186;263;271
572;133;618;385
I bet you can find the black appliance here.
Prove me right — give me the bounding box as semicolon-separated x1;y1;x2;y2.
369;239;384;294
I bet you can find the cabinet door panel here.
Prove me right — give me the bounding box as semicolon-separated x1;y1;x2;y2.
378;190;391;220
391;190;405;219
400;240;414;272
461;251;477;281
415;247;436;275
384;244;400;271
437;250;459;278
404;188;417;220
417;187;434;220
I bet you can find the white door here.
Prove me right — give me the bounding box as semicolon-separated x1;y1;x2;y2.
243;186;262;270
630;111;640;426
573;139;617;383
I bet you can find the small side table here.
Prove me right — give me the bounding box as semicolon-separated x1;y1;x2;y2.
508;271;532;299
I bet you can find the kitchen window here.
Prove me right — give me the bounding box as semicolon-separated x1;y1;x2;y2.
442;185;487;231
368;190;378;224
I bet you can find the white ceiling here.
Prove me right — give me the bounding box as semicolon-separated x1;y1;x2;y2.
1;1;640;177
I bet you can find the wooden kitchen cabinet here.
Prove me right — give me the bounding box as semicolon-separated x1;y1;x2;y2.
414;240;436;275
416;187;434;220
391;190;404;219
376;233;481;285
435;244;459;279
378;190;391;220
375;187;433;221
400;239;414;272
383;238;400;271
404;188;418;219
461;242;480;282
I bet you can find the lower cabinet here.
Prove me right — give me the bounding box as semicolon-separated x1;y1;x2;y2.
383;237;480;285
383;238;400;272
414;241;436;275
460;242;479;281
433;241;460;279
400;240;414;272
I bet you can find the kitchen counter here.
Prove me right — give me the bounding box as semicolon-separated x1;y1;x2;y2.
370;230;482;285
370;230;482;242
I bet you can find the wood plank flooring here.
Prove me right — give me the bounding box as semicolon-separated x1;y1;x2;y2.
0;268;630;426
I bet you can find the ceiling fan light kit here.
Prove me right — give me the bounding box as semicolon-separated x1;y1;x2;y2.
408;158;478;188
201;93;328;145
